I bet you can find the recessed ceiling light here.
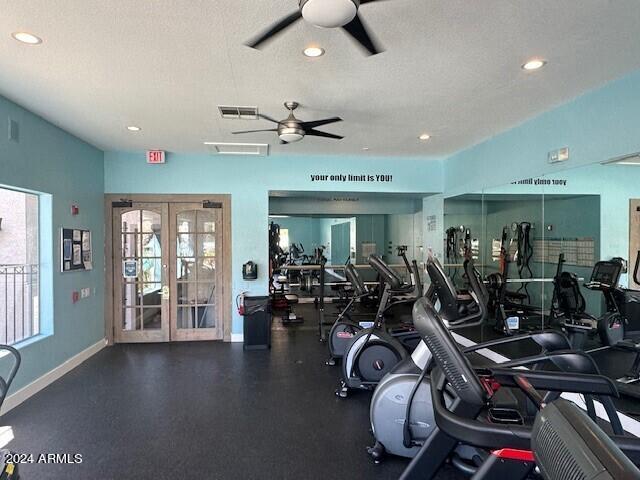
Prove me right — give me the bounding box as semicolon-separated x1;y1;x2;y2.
522;58;547;71
12;32;42;45
419;133;431;141
303;46;325;58
362;147;370;151
126;126;141;132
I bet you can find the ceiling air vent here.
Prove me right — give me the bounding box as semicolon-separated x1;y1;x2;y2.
204;142;269;156
218;105;259;120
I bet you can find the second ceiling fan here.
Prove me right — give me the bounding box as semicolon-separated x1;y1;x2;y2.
232;102;343;144
246;0;390;56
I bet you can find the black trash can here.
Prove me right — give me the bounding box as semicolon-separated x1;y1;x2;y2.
243;296;271;350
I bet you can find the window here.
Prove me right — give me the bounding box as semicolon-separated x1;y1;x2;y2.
279;228;289;250
0;187;39;344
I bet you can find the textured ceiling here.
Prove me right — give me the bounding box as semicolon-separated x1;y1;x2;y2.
1;0;640;157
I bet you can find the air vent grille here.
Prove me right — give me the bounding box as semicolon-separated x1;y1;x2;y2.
218;106;259;120
204;142;269;156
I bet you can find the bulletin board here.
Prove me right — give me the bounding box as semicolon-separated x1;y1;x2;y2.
61;228;93;272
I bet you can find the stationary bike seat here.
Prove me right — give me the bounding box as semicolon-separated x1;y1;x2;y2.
284;294;298;304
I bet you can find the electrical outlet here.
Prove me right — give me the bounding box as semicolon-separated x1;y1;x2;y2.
81;288;91;298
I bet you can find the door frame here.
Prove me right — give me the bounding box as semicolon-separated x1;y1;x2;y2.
105;194;232;344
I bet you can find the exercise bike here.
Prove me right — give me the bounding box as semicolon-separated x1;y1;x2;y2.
553;253;640;399
326;250;421;365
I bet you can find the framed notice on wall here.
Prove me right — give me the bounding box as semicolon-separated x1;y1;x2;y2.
61;228;93;272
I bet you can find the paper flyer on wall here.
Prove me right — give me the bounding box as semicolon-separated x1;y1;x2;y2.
82;231;92;261
63;239;72;260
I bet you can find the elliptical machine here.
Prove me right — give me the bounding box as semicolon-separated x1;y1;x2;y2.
335;254;422;397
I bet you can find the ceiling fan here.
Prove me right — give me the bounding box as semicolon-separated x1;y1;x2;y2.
232;102;343;144
246;0;389;56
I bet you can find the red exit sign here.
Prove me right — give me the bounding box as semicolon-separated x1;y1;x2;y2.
146;150;166;164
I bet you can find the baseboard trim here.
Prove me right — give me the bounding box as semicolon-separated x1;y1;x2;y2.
1;338;107;415
231;333;244;343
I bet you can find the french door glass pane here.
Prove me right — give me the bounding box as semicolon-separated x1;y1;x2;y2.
198;234;216;257
197;259;215;282
123;284;142;308
177;234;196;257
197;210;216;232
142;210;161;233
196;283;215;305
122;210;141;233
142;232;162;257
142;258;162;283
177;211;197;232
199;305;216;328
177;282;198;305
121;234;139;258
122;308;142;330
142;307;162;330
177;307;195;329
177;306;214;329
176;258;196;281
142;283;162;306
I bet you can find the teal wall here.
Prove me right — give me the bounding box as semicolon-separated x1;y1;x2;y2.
0;95;105;391
354;215;386;264
445;69;640;195
105;153;442;334
384;212;423;264
268;217;321;253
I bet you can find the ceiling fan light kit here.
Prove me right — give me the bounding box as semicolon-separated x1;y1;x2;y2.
245;0;384;55
300;0;358;28
232;101;343;145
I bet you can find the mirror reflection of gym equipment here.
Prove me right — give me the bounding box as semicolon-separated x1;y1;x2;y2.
266;192;426;335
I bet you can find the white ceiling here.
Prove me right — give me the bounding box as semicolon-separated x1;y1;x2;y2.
2;1;640;157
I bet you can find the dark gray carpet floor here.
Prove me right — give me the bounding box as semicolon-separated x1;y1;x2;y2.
1;312;462;479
